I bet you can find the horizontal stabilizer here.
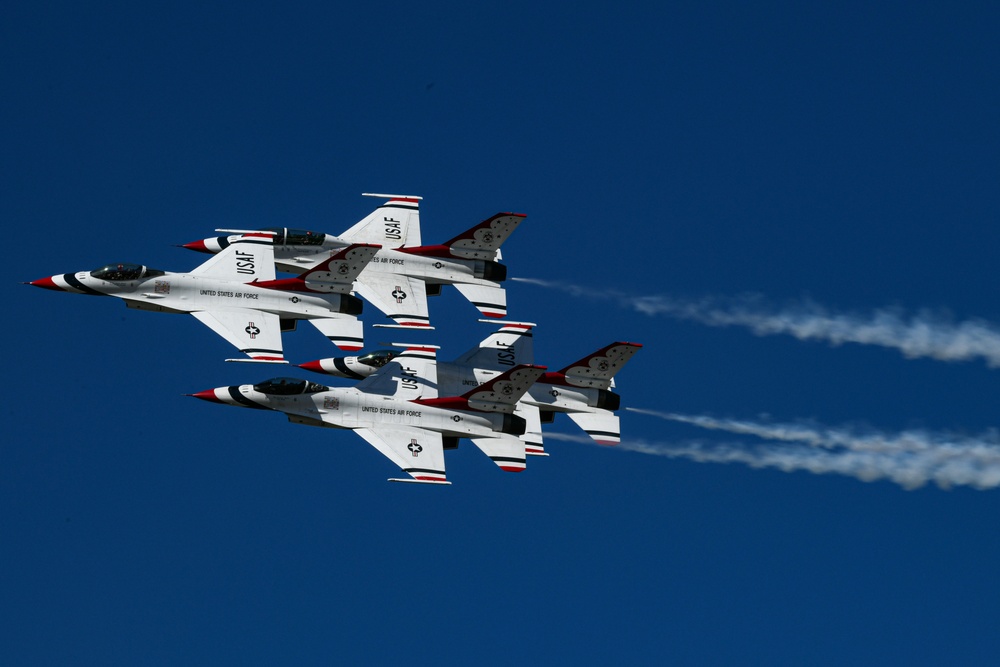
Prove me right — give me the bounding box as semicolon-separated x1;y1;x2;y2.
469;435;527;472
567;410;621;445
453;283;507;319
388;478;452;485
308;317;364;351
297;244;380;293
443;213;526;260
373;323;436;330
225;358;290;364
557;342;643;389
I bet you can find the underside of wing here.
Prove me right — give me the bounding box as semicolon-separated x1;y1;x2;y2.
191;308;285;362
355;272;431;328
354;426;448;484
452;283;507;319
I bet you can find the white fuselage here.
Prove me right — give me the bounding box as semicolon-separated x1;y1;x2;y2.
53;270;353;320
274;242;499;288
230;384;508;438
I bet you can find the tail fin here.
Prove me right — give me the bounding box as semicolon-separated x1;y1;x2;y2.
189;233;276;282
554;342;643;390
356;344;440;399
442;213;526;260
415;364;546;413
340;194;422;248
452;320;536;369
567;410;622;446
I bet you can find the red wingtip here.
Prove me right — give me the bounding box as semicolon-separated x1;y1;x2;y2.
187;389;223;403
339;345;363;352
28;276;62;291
181;240;210;253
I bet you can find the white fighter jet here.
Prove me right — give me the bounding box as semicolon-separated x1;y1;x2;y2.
27;233;379;362
181;193;527;329
298;321;642;451
189;345;547;484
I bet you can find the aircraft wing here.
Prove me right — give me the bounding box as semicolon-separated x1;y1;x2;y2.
354;426;449;484
354;272;431;328
191;308;285;362
452;283;507;319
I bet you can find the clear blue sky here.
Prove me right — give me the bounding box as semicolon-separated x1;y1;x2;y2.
4;2;1000;664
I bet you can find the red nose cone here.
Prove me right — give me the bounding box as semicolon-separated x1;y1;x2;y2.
182;240;210;253
28;276;62;291
187;389;223;403
297;360;326;374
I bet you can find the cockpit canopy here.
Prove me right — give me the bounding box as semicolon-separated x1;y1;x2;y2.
357;350;398;368
90;263;165;281
252;377;330;395
261;227;326;246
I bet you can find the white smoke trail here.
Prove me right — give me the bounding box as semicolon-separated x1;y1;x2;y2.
611;408;1000;490
513;277;1000;367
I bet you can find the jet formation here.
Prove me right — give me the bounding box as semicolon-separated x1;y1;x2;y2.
28;193;641;484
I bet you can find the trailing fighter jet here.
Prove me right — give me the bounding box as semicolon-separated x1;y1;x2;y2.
189;345;547;484
181;193;527;329
298;321;642;450
27;233;379;362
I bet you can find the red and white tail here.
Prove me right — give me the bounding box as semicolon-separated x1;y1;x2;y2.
442;212;527;260
415;364;546;413
554;342;643;390
340;194;422;248
296;243;380;293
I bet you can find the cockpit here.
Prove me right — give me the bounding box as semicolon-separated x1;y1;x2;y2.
252;377;330;395
261;227;326;246
356;350;398;368
90;263;165;281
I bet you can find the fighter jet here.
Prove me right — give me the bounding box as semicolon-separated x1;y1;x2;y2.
298;321;642;450
27;233;379;362
181;193;527;329
189;345;547;484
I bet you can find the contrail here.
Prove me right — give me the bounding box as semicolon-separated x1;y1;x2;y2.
609;408;1000;490
513;277;1000;367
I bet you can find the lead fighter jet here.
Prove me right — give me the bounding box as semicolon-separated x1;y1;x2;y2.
182;193;527;329
299;321;643;451
27;233;379;362
189;345;547;484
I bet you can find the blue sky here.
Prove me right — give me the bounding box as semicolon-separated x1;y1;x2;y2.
4;1;1000;664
